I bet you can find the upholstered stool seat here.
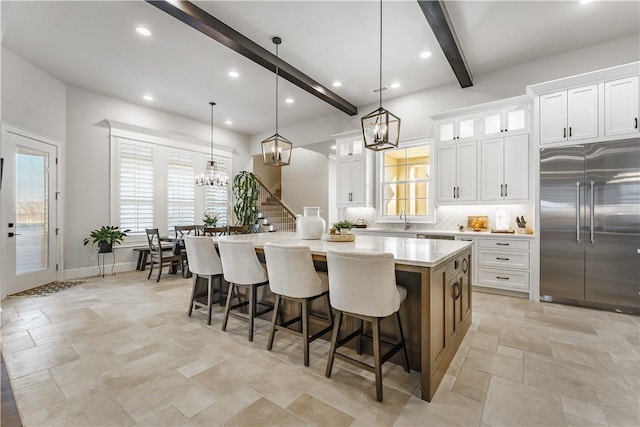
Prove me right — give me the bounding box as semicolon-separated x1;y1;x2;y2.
263;243;333;367
325;250;410;402
183;236;224;325
218;240;273;342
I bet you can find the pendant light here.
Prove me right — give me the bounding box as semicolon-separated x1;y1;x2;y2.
261;36;293;166
195;101;228;187
361;0;401;151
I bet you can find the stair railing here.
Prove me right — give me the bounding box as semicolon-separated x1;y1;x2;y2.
253;175;297;232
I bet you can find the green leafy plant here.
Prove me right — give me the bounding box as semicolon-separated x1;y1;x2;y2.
83;225;130;253
331;220;354;234
232;171;259;228
202;210;219;226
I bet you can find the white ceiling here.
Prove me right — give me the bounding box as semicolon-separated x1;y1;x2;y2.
2;1;638;137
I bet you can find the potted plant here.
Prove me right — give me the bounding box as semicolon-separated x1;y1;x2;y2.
202;209;219;227
232;171;259;232
83;225;130;253
330;220;354;235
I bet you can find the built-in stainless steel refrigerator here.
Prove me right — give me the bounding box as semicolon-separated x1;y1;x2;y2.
540;139;640;314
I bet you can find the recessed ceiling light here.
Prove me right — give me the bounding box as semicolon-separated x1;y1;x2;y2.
331;145;336;150
136;27;152;37
285;98;294;104
332;81;342;88
228;71;239;78
419;51;432;59
143;94;154;101
225;120;233;125
390;82;401;89
579;0;594;4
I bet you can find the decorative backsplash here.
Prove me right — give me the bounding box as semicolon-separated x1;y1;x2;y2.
343;204;534;232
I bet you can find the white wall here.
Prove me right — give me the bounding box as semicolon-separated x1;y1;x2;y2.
281;148;329;228
64;86;252;273
1;47;66;141
249;34;640;151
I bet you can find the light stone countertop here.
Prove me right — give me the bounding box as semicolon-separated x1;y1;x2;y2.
353;227;535;239
217;232;473;268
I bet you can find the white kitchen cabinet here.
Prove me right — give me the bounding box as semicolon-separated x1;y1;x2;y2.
476;238;531;293
436;141;477;202
336;137;373;208
605;76;639;137
482;104;528;136
540;85;598;144
480;134;529;201
436;115;477;143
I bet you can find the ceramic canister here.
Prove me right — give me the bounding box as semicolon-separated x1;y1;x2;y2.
298;207;326;239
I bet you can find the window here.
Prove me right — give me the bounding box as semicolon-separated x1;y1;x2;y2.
378;141;434;222
110;125;231;241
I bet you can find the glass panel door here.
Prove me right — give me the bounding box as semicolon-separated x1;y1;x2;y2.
1;128;58;297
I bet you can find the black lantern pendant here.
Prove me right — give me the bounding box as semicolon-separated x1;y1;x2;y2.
361;0;401;151
196;102;228;187
261;36;293;166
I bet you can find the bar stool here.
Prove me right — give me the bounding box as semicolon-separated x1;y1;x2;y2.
263;243;333;367
218;240;273;342
183;236;224;325
325;250;410;402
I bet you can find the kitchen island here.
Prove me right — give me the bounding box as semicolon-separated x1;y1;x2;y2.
217;232;473;401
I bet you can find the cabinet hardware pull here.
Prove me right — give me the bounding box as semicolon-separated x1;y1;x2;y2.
576;181;581;242
452;282;462;300
500;184;504;197
496;243;509;246
589;181;595;244
453;187;456;198
504;183;508;197
462;258;469;273
496;276;510;280
500;129;503;132
504;129;508;132
635;118;638;129
569;127;572;137
496;257;510;260
456;187;460;199
563;127;567;138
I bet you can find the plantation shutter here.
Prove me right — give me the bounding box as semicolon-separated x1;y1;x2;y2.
119;141;154;233
205;158;229;226
167;150;195;230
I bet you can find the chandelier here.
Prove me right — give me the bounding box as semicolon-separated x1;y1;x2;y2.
361;0;401;151
261;36;293;166
196;101;228;187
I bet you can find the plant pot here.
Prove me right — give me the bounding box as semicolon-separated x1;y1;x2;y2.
98;242;113;253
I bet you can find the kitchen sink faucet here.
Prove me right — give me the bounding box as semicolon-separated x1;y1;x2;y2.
400;209;408;230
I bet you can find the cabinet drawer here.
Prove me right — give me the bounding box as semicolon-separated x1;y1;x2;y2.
478;238;529;250
477;268;529;290
478;249;530;269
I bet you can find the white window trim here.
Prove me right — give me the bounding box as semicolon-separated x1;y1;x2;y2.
107;121;232;245
376;137;436;224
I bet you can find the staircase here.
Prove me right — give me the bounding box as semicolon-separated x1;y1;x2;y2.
254;176;297;233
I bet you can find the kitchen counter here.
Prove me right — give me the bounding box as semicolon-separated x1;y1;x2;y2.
217;232;473;402
353;227;535;239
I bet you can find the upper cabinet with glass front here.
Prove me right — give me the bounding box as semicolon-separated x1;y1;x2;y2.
482;104;529;136
336;137;363;158
436;114;477;143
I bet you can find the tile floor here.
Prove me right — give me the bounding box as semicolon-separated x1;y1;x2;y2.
1;271;638;426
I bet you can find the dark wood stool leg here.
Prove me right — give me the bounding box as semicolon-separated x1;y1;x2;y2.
324;293;334;328
188;274;198;316
396;311;410;373
147;257;153;279
248;285;256;342
156;260;162;282
207;276;213;325
325;310;343;378
302;298;310;367
222;283;235;331
372;317;383;402
267;295;281;351
357;319;364;355
141;252;148;271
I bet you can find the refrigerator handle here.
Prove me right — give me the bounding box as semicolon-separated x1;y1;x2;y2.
576;182;581;243
590;181;595;244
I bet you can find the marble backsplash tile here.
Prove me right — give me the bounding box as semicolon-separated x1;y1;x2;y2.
343;205;534;232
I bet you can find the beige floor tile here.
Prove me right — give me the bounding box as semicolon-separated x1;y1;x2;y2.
36;390;135;426
136;406;196;426
221;397;307;426
463;347;523;383
4;340;79;379
401;392;483;427
2;330;36;352
248;360;321;407
177;359;212;378
50;351;124;399
523;371;600;405
563;412;608;427
13;377;66;415
189;386;262;426
465;330;499;353
596;390;640;427
190;358;264;396
561;396;607;425
495;344;523;359
451;366;490;403
482;376;565;426
10;369;52;391
287;393;354;426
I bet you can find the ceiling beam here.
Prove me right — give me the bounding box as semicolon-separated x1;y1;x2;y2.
146;0;358;116
417;0;473;88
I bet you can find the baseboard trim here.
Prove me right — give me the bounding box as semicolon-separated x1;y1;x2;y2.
64;262;137;280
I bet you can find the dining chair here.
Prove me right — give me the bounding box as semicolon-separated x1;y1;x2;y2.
263;243;333;366
145;228;184;282
217;240;273;342
184;236;224;325
201;226;227;237
325;250;410;402
228;225;249;235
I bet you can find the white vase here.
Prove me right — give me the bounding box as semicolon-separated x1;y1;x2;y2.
298;207;325;240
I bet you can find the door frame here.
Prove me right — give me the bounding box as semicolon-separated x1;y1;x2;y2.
0;123;64;298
